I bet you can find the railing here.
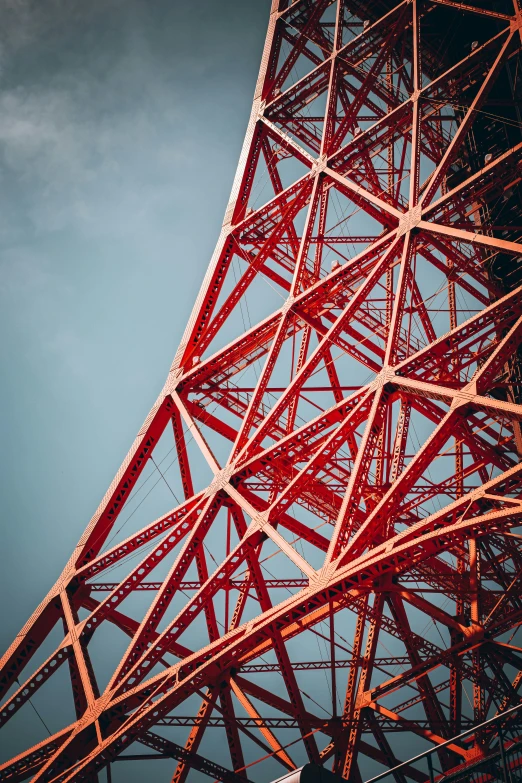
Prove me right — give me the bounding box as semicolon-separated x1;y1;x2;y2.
364;703;522;783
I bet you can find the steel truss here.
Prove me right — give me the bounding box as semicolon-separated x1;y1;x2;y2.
1;0;522;781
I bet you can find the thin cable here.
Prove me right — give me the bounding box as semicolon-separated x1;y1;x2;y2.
151;455;180;504
15;678;52;736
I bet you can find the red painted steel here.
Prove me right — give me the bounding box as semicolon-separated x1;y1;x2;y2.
1;1;522;781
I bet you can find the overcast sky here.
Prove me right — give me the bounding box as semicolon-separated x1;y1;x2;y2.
0;0;267;651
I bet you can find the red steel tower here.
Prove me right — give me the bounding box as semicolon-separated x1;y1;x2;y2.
1;1;522;781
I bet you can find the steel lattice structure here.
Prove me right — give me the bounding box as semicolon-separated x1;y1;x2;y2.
2;1;522;781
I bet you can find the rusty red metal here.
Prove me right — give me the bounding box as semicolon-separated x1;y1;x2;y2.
1;1;522;781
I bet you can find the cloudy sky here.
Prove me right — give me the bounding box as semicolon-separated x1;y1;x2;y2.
0;0;267;650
